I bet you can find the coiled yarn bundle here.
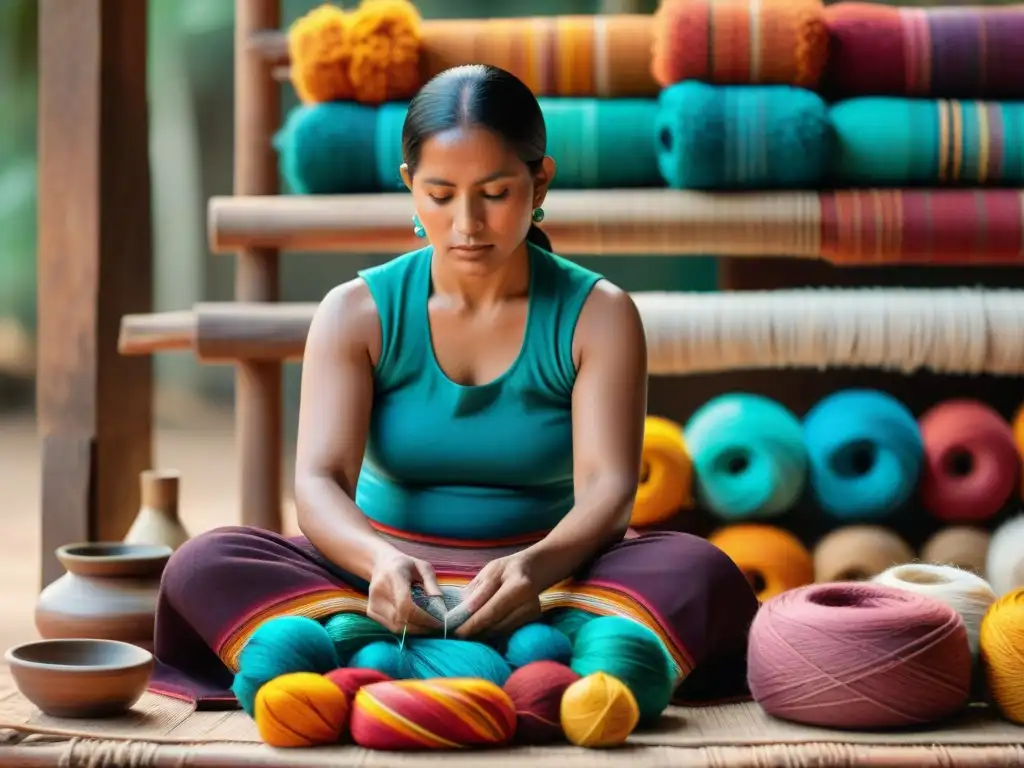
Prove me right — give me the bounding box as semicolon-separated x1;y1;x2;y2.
748;582;973;729
803;389;923;520
987;515;1024;598
632;416;692;528
709;524;814;601
980;587;1024;724
872;563;996;658
655;82;832;190
685;394;808;521
812;525;914;583
919;399;1019;524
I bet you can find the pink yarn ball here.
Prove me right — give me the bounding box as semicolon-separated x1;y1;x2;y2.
747;582;972;729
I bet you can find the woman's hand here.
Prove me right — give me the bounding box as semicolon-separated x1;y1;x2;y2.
367;550;444;635
452;553;543;638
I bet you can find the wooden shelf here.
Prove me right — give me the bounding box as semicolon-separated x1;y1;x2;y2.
207;189;824;256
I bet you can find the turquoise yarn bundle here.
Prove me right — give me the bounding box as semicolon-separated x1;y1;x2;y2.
274;102;380;194
541;98;661;188
654;81;832;190
569;616;675;726
829;97;1024;186
684;393;808;520
803;389;924;520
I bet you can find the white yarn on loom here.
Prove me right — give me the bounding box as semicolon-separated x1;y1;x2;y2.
986;514;1024;597
632;288;1024;376
872;563;997;658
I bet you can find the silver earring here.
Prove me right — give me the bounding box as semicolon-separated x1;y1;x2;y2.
412;214;426;238
532;207;545;223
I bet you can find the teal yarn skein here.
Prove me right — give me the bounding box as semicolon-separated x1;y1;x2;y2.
274;102;380;194
803;389;924;520
685;393;808;520
350;638;513;686
323;612;396;665
230;615;340;716
546;607;598;642
569;615;675;725
654;81;832;190
504;623;573;668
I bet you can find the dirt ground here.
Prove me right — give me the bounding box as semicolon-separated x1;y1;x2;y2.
0;405;299;657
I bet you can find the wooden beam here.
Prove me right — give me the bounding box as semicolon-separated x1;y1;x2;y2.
37;0;154;586
207;191;826;257
234;0;283;533
119;290;1024;377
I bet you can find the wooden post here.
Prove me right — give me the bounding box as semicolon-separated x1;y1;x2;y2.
234;0;283;532
36;0;154;586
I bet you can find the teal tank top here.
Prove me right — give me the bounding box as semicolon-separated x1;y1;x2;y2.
354;242;602;543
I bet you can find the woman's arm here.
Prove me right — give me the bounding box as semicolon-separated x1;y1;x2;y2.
520;282;648;590
293;279;401;583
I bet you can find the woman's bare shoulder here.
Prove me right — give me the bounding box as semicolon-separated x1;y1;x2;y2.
308;278;382;361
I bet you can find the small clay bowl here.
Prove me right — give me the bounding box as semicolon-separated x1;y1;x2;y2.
5;638;153;718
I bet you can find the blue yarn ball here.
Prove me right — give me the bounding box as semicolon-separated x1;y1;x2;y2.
504;623;573;668
273;102;379;194
350;638;512;687
230;615;340;716
803;389;924;520
685;393;808;520
570;616;675;725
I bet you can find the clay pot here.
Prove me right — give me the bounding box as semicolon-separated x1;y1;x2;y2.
124;469;190;550
35;543;172;651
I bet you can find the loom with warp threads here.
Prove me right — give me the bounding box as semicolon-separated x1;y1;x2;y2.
106;0;1024;760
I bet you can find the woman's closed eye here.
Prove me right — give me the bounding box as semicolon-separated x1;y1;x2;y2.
428;189;510;205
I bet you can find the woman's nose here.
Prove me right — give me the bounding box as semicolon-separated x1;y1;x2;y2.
454;198;484;235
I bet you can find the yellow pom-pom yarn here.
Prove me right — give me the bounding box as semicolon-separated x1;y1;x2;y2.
288;4;356;104
254;671;350;747
632;416;692;527
347;0;423;104
980;587;1024;724
560;672;640;748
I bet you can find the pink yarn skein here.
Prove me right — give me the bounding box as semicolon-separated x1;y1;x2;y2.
747;582;972;729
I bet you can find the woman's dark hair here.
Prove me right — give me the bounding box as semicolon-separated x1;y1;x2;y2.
402;64;552;251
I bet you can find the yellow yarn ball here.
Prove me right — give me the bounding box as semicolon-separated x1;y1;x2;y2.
560;672;640;748
287;4;356;104
632;415;693;527
254;671;350;747
980;587;1024;724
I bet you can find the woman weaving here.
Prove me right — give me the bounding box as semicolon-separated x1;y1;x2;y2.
151;65;758;709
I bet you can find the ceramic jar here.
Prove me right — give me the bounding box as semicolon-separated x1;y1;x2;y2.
124;469;190;550
34;543;172;651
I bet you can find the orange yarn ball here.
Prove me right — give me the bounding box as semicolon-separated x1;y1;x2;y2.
347;0;423;104
709;524;814;600
254;672;349;747
288;4;356;103
350;678;517;751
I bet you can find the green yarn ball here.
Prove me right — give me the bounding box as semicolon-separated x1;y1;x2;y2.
569;615;675;725
230;615;340;716
545;607;598;642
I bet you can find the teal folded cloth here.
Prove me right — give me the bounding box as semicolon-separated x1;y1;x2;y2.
830;97;1024;186
655;81;832;190
276;97;663;194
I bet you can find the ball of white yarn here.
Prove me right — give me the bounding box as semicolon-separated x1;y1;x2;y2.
873;563;996;657
987;514;1024;597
